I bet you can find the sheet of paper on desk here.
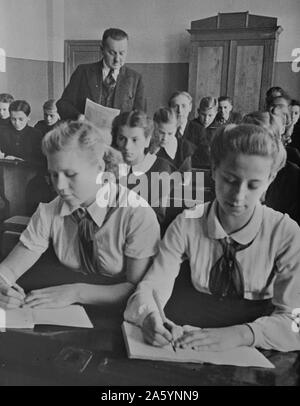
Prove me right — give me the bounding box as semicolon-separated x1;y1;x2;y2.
32;305;93;328
1;307;34;329
122;322;274;369
84;98;120;139
3;305;93;329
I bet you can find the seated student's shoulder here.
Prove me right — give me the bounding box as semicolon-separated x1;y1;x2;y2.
186;120;208;146
262;204;300;237
168;202;208;233
0;124;14;144
0;118;11;127
34;120;45;131
188;119;207;135
25;195;62;234
24;125;43;139
0;123;8;137
116;183;159;221
34;195;62;217
231;111;243;123
181;137;197;157
152;155;176;173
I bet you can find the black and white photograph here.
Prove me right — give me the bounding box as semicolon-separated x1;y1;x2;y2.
0;0;300;388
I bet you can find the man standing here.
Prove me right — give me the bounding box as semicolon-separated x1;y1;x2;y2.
57;28;146;120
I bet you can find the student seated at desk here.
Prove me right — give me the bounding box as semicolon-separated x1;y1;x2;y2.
265;86;286;110
243;111;300;225
112;110;173;226
0;100;45;167
189;96;219;168
150;106;195;172
290;99;300;152
215;96;242;126
0;93;14;128
167;91;209;168
124;124;300;352
192;97;219;136
270;100;300;168
34;99;60;136
0;120;160;310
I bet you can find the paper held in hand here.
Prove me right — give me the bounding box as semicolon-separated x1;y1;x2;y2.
84;98;120;141
122;321;274;368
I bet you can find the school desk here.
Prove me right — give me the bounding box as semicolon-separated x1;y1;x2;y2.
0;159;39;217
0;251;299;386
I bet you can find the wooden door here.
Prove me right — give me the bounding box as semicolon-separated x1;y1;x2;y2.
64;40;102;85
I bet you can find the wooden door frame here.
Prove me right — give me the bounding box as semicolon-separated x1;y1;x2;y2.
64;40;102;85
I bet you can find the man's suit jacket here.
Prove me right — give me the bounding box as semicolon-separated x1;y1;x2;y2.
57;61;146;120
183;120;211;168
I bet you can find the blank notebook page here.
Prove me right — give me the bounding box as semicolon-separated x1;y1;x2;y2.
122;321;274;368
3;305;93;329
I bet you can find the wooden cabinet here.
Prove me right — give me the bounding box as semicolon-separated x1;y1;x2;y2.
188;12;283;115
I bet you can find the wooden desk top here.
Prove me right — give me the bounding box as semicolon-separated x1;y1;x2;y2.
0;158;43;170
0;252;299;386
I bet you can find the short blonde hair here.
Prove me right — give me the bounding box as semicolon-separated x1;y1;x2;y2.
168;91;192;106
198;96;218;111
211;124;286;176
242;111;281;138
42;120;123;178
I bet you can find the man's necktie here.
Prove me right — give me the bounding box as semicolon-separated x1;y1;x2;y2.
72;207;98;274
104;69;116;88
208;237;254;299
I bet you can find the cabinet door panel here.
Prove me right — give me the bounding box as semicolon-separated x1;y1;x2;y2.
189;41;229;115
233;44;264;114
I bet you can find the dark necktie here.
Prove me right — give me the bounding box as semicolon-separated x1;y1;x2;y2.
71;188;120;275
104;69;116;88
208;237;254;299
72;207;98;274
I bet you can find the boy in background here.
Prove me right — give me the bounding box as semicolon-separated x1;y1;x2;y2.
215;96;242;125
0;100;44;166
34;99;60;136
0;93;14;127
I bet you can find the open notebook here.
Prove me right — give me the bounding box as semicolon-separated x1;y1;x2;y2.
122;321;274;369
1;305;93;329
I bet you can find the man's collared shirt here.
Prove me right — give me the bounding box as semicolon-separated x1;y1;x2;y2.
102;59;120;82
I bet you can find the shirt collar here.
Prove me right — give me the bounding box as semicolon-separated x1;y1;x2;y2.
102;59;120;81
59;182;115;228
126;153;157;176
162;136;177;160
207;199;263;245
178;120;188;135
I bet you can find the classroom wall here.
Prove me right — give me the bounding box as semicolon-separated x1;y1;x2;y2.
0;0;299;122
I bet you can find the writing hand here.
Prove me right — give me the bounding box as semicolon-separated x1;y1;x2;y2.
142;311;183;347
0;282;25;309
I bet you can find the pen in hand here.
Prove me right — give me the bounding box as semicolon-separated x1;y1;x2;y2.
0;274;26;305
152;290;176;352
